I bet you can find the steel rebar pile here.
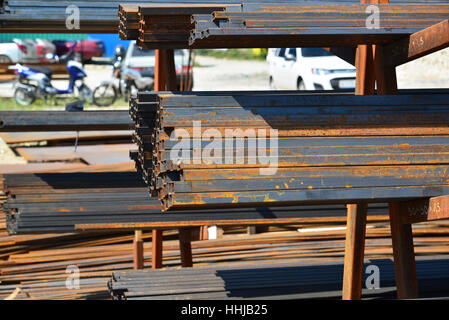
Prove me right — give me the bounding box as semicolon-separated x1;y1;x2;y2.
0;0;145;33
2;0;445;34
5;157;427;304
3;216;449;299
3;172;394;234
119;4;140;40
120;2;449;49
0;0;355;33
0;111;133;132
129;91;449;210
109;256;449;300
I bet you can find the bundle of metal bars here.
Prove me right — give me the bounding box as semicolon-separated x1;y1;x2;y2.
2;171;449;301
129;91;449;211
2;0;445;34
0;0;144;33
109;256;449;300
3;218;449;299
120;2;449;49
4;172;150;234
0;111;133;132
119;4;140;40
4;172;394;234
0;0;363;33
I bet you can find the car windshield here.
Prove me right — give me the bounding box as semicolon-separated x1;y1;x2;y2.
301;48;333;57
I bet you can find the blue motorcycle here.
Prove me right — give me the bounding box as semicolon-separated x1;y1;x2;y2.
9;42;92;106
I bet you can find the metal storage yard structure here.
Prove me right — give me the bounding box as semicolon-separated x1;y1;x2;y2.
0;0;448;301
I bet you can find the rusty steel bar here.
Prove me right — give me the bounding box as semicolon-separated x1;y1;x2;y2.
389;202;419;299
133;230;144;270
342;203;367;300
400;195;449;224
0;111;134;132
178;228;194;267
152;230;163;269
109;256;449;300
384;19;449;67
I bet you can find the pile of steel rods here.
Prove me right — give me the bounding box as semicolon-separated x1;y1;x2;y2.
0;0;144;33
2;0;445;34
4;217;449;299
109;256;449;300
119;4;140;40
3;172;394;234
0;111;133;132
3;182;449;301
119;2;449;49
0;0;356;33
129;91;449;210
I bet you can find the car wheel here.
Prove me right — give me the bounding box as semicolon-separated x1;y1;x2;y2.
297;79;306;90
269;76;276;90
0;55;12;63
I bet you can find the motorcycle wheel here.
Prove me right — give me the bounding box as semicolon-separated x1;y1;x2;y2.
93;83;117;107
77;84;93;104
14;87;36;106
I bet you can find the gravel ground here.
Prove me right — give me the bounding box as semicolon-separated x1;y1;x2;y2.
192;56;270;91
396;47;449;88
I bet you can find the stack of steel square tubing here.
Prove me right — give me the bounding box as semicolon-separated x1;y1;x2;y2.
3;0;447;34
0;0;145;33
109;257;449;300
0;111;133;132
119;1;449;49
128;90;449;211
4;171;393;234
0;0;361;33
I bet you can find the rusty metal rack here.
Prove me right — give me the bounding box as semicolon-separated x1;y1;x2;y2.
118;0;449;301
0;0;447;301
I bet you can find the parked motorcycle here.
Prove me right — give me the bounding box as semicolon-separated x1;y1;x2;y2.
9;41;92;106
92;46;154;107
121;67;154;102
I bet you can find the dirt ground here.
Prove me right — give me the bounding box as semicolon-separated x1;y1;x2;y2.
396;47;449;88
193;56;270;91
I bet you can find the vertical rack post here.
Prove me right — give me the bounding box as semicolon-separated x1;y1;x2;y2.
133;230;144;270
